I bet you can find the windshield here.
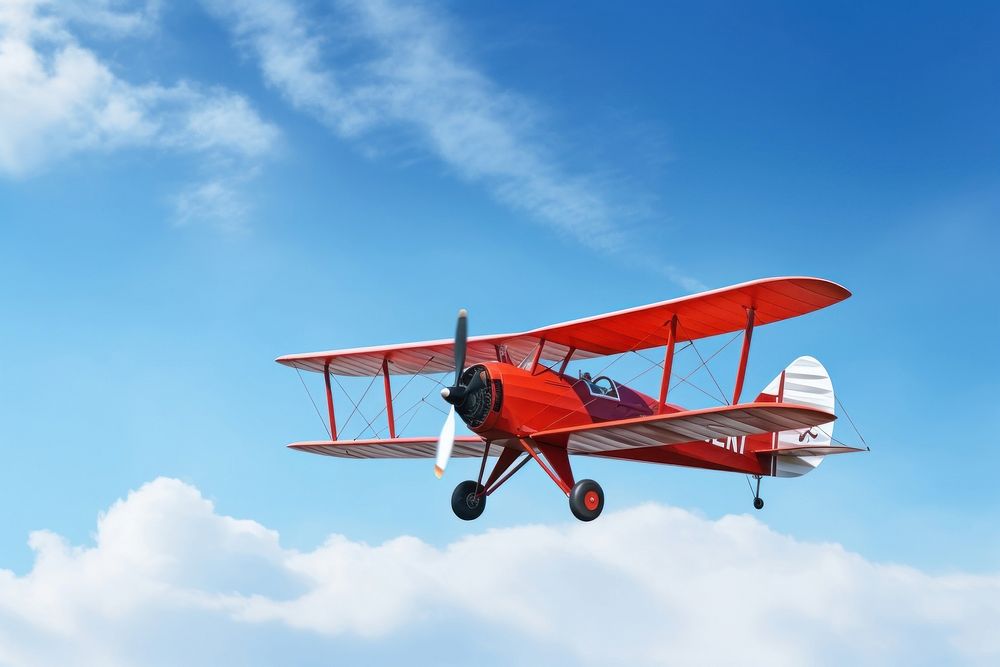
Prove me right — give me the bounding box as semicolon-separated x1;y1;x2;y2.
581;374;619;399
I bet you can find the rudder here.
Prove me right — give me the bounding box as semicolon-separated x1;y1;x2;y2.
755;356;835;477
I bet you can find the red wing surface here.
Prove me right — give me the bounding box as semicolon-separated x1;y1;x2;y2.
276;277;850;376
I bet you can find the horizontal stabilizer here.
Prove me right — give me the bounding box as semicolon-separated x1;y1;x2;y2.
289;436;505;459
530;403;836;455
770;444;865;457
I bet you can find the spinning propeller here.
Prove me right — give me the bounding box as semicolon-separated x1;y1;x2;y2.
435;308;485;478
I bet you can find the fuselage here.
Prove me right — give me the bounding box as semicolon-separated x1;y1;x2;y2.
467;362;657;437
457;361;771;476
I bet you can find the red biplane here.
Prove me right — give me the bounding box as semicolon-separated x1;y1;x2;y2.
277;277;865;522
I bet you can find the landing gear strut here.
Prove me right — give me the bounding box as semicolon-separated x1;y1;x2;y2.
752;475;764;511
569;479;604;522
451;480;486;520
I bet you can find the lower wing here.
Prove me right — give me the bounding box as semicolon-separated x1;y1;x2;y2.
530;402;837;454
288;436;505;459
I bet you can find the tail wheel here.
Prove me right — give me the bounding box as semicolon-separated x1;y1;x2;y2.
569;479;604;522
451;480;486;521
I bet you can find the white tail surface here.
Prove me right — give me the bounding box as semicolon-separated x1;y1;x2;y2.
757;356;836;477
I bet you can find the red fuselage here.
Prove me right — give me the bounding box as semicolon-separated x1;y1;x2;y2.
461;362;771;476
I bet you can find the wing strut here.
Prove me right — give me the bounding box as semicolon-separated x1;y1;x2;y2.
558;346;576;376
323;360;338;439
732;308;756;404
657;315;678;413
381;358;396;438
529;339;546;374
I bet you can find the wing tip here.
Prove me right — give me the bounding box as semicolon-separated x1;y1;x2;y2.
763;275;852;300
287;440;334;449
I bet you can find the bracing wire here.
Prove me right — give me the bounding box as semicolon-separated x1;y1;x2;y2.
296;368;331;438
836;395;871;450
631;330;743;406
363;358;437;438
399;380;450;435
332;373;380;439
685;335;729;404
631;344;731;406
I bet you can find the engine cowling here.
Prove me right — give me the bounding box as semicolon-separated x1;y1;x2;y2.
456;364;497;428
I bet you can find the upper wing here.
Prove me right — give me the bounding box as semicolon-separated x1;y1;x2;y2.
530;403;836;454
276;334;563;377
276;276;850;376
288;436;505;459
524;276;849;356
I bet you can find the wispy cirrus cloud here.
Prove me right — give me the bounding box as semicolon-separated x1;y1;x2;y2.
1;0;700;277
173;176;253;232
0;0;279;230
0;477;995;667
38;0;162;37
203;0;700;285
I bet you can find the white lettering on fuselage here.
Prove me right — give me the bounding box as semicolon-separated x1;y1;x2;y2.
708;436;745;454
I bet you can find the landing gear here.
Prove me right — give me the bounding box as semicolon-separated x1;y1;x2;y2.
451;480;486;521
752;475;764;511
569;479;604;522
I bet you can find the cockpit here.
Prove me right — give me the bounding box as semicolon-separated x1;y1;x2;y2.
579;372;619;399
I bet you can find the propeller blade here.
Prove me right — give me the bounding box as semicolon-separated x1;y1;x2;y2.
434;405;456;479
453;308;468;387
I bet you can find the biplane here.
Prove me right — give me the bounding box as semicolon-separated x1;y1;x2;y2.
277;277;865;522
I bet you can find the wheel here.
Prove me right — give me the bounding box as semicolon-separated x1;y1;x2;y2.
569;479;604;522
451;480;486;520
753;497;764;510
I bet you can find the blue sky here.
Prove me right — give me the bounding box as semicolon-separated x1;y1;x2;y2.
0;1;998;664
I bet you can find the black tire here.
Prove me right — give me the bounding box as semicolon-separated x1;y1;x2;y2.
451;480;486;520
569;479;604;522
753;497;764;511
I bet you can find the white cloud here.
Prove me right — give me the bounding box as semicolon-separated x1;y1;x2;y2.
204;0;698;283
170;91;278;159
46;0;162;37
173;173;256;232
0;0;279;228
0;477;995;667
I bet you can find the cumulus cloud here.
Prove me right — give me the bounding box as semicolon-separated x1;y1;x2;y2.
203;0;698;283
0;477;995;667
0;0;279;228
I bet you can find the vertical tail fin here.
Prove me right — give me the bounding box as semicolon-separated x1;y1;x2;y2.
756;356;835;477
